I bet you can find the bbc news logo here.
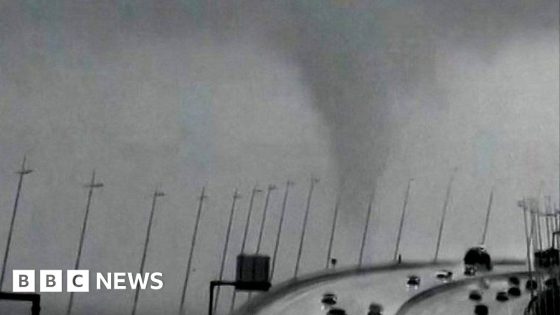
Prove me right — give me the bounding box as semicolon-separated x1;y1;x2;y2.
13;270;163;292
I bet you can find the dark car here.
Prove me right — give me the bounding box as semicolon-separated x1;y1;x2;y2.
474;304;489;315
526;279;538;291
406;275;420;287
534;248;560;269
508;286;521;297
464;265;476;276
545;278;558;288
326;308;347;315
368;303;383;315
435;270;453;281
508;276;520;286
321;293;337;306
496;291;509;302
464;246;492;275
468;290;482;301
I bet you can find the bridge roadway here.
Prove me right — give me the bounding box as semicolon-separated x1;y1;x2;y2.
235;260;533;315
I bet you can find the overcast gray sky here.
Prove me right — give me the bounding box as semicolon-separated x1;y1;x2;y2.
0;0;558;314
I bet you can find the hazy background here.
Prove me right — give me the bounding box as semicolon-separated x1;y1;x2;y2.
0;0;558;314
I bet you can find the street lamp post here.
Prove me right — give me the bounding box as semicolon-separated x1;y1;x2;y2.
66;170;103;315
131;190;165;315
0;156;33;291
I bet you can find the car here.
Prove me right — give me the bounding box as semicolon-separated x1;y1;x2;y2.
321;293;337;306
367;303;383;315
474;304;489;315
534;247;560;269
326;308;347;315
545;278;558;288
464;265;476;276
464;246;493;274
406;275;420;287
435;270;453;281
526;279;538;291
508;276;520;286
508;286;521;297
468;290;482;301
496;291;509;302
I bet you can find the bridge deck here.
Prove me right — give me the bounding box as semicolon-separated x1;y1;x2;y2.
236;261;531;315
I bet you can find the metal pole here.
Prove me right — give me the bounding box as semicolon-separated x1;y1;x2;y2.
248;185;277;301
208;281;236;315
0;156;33;291
131;190;165;315
256;185;276;254
531;210;544;296
394;179;413;261
547;196;553;247
551;200;556;244
546;199;556;310
535;208;544;253
548;197;555;247
434;168;458;261
556;209;559;246
230;186;262;313
535;183;544;252
240;186;261;253
213;190;240;315
480;187;494;245
294;177;318;278
520;200;535;299
179;187;207;314
359;193;375;267
555;209;559;248
270;181;293;280
556;205;560;248
326;196;340;269
208;282;215;315
66;170;103;315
